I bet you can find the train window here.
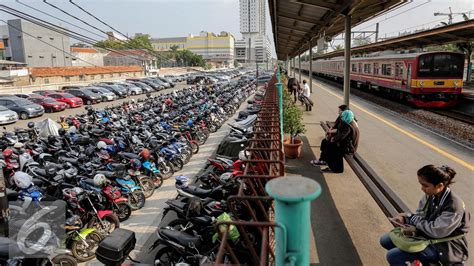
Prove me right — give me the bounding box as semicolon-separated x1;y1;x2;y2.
395;63;404;77
364;64;371;74
373;63;379;75
382;64;392;76
418;53;464;78
352;64;357;72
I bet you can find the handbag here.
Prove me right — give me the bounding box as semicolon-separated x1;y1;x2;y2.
389;227;464;253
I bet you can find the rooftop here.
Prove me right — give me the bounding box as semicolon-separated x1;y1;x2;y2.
30;66;143;77
70;47;100;54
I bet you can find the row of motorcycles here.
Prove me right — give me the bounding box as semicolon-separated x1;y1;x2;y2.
148;85;267;265
0;78;257;265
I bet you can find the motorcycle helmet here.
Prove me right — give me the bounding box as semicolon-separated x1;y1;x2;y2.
130;159;141;170
60;115;66;121
131;99;136;104
97;141;107;150
140;149;151;160
238;150;250;160
58;128;66;136
27;122;35;128
219;172;233;184
175;175;189;187
13;171;33;189
2;148;13;158
93;174;107;187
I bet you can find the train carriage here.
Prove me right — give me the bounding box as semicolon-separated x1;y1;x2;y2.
300;52;464;108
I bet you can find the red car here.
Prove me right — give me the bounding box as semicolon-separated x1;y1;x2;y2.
28;96;67;113
48;93;83;108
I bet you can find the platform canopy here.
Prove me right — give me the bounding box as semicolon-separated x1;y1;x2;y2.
269;0;407;59
311;19;474;60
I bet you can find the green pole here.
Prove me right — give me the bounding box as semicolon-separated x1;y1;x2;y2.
266;176;321;266
276;81;283;147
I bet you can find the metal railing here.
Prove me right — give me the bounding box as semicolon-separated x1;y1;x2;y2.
213;75;284;265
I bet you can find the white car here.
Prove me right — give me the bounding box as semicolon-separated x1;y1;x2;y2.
86;87;116;101
0;105;19;125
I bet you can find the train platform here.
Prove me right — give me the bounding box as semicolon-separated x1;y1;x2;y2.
290;74;474;265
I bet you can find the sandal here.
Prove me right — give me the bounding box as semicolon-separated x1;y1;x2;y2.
311;160;327;166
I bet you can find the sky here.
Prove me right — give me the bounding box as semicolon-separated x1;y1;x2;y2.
1;0;473;58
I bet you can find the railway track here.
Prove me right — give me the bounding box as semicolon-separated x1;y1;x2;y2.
428;109;474;125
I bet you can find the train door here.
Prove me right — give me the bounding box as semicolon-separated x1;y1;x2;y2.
406;64;412;90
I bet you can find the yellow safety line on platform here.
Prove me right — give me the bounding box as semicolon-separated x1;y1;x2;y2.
312;81;474;172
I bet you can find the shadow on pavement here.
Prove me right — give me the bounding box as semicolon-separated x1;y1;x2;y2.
285;135;363;266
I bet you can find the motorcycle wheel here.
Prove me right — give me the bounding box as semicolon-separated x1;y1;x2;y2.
190;141;199;154
154;247;183;265
51;254;77;266
139;176;155;198
71;231;103;262
128;190;146;210
153;174;164;189
171;158;184;171
196;132;207;145
115;202;132;222
88;214;120;236
158;162;174;179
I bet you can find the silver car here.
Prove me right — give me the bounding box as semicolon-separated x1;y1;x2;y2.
118;82;143;95
85;87;116;101
0;105;19;125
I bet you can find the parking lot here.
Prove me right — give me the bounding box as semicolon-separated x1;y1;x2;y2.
1;82;188;132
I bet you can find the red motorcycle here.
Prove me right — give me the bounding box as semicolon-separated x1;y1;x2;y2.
2;149;19;187
100;182;132;222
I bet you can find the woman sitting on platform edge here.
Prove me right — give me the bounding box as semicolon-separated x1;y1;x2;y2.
310;107;359;173
380;165;470;265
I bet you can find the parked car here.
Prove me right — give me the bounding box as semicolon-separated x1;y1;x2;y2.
48;93;83;108
95;84;127;98
64;89;102;105
126;81;152;94
0;105;19;125
0;96;44;120
157;77;175;87
117;82;143;95
32;90;58;96
28;96;67;113
84;87;116;101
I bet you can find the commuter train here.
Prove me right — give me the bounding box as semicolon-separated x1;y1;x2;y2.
298;52;465;107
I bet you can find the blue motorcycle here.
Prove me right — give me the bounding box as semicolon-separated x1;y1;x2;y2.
140;160;163;189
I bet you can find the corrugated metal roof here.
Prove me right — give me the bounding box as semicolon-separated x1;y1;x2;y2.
269;0;407;59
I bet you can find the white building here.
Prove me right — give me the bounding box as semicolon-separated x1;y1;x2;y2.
236;0;271;64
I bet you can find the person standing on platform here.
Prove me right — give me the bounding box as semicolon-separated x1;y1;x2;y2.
380;165;470;265
287;77;299;103
302;80;311;111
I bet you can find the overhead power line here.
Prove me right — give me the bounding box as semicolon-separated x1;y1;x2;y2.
15;0;105;40
0;18;137;78
69;0;130;40
42;0;170;63
0;5;151;62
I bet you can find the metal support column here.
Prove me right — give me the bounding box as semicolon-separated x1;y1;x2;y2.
266;176;321;266
298;52;301;82
344;15;352;106
292;57;296;78
309;40;313;93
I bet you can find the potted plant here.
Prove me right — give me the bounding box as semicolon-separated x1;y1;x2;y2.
283;90;306;158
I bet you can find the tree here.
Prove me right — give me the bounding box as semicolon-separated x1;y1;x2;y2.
234;60;239;68
456;42;473;82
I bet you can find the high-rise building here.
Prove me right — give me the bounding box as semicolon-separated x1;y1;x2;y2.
236;0;271;64
240;0;265;37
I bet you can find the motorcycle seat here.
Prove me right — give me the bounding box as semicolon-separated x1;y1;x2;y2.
110;163;127;171
60;156;78;165
167;199;186;210
182;185;212;197
95;170;115;178
119;152;140;160
33;168;47;177
193;216;212;225
83;178;96;187
160;228;201;249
